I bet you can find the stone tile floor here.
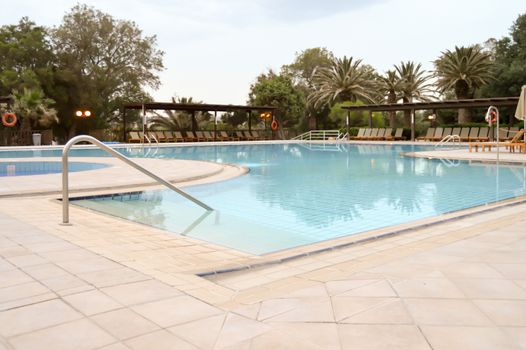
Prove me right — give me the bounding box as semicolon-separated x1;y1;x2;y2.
1;201;526;349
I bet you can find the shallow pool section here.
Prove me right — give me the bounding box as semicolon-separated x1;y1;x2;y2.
0;161;109;176
69;144;526;255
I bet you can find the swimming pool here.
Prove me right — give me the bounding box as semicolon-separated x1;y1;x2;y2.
1;143;525;254
0;161;109;176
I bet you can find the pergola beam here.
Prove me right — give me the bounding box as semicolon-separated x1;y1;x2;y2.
340;97;519;113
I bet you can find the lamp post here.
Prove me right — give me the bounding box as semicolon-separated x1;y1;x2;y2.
427;114;436;127
75;110;92;118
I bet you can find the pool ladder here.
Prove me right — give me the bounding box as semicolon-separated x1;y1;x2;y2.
61;135;212;224
435;134;461;149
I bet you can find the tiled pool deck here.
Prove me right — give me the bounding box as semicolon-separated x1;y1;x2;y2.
0;142;525;349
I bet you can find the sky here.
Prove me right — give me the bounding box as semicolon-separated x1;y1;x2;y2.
1;0;525;105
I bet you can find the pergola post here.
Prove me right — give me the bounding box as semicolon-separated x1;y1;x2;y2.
411;109;415;141
248;110;252;132
346;111;350;141
191;111;197;133
122;108;127;142
214;111;217;141
368;110;373;128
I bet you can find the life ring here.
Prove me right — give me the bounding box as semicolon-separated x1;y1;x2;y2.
271;120;279;131
485;111;497;124
2;113;17;127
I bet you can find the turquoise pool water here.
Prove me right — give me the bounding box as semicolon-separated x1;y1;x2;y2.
1;143;525;254
0;161;109;176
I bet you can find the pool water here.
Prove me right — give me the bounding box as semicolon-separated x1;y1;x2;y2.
1;143;525;254
0;161;109;176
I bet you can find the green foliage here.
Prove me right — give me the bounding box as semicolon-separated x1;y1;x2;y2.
12;87;58;128
329;101;384;128
308;56;376;108
282;47;334;86
0;17;54;96
150;96;210;130
51;4;164;137
481;13;526;97
434;45;494;99
248;70;306;128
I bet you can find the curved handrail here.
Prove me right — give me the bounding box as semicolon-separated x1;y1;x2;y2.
62;135;212;224
435;134;461;149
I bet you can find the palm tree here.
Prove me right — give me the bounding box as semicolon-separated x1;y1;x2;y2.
376;70;403;127
150;96;211;131
434;45;494;123
13;88;58;128
308;56;376;108
394;61;434;126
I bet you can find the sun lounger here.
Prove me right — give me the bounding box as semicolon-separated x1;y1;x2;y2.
185;131;198;142
467;127;480;142
203;131;215;141
163;131;175;142
431;127;444;141
418;128;435;141
374;129;386;140
469;129;525;153
235;131;247;141
128;131;141;143
458;128;470;141
382;128;393;140
451;127;461;138
476;127;490;142
366;128;379;140
172;131;184;142
154;131;167;142
391;128;405;140
351;128;366;140
357;129;371;140
244;131;256;141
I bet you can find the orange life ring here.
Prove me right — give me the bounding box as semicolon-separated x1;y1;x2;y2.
2;113;17;127
271;120;279;131
485;111;497;124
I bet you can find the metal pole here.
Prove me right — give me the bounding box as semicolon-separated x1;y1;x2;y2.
62;135;213;224
214;111;217;141
368;110;373;128
122;108;127;143
346;111;350;141
411;109;415;141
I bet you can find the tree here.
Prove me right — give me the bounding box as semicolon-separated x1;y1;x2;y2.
434;45;494;123
394;61;434;126
149;97;211;131
376;70;402;127
52;4;164;138
0;18;54;97
308;56;376;109
12;87;58;129
248;70;305;130
282;47;334;129
481;13;526;99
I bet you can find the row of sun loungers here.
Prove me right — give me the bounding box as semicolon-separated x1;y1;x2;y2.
128;130;269;143
351;128;406;141
418;127;523;142
469;129;526;153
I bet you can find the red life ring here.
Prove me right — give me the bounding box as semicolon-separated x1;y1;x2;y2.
485;111;497;124
271;120;279;131
2;113;17;127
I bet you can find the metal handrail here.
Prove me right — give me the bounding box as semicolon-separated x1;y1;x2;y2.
435;134;461;149
62;135;212;224
292;130;341;141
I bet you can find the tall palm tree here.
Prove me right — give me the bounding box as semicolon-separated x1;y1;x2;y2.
394;61;434;126
308;56;376;108
434;45;494;123
376;70;403;127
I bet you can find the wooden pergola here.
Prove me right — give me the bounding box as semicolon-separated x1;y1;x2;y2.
121;102;277;142
341;97;520;140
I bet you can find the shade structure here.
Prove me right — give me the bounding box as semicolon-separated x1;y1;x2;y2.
515;85;526;142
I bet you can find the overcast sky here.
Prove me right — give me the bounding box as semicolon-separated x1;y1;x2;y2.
1;0;524;104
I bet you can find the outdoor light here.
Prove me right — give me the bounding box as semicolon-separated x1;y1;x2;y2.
260;112;272;119
428;114;436;120
75;110;92;118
